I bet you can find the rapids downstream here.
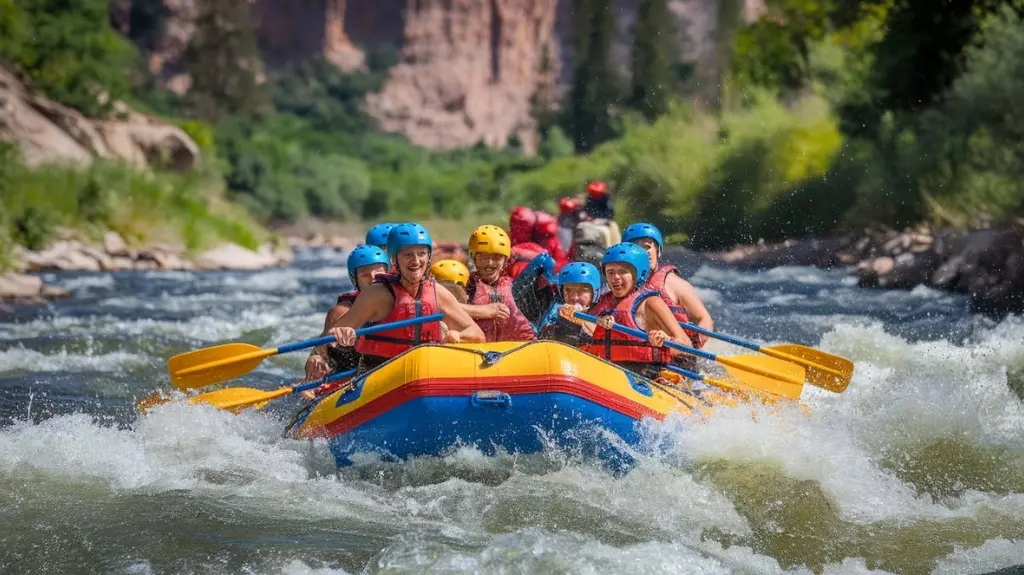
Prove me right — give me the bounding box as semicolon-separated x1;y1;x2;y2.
1;248;1023;574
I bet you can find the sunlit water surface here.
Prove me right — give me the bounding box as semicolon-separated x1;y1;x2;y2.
1;248;1022;574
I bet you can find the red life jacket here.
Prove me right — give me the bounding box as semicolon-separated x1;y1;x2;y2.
507;242;547;279
582;289;669;364
647;264;704;348
336;290;358;306
355;274;443;359
468;273;536;342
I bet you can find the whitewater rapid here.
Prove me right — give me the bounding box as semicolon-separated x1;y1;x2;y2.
1;248;1022;574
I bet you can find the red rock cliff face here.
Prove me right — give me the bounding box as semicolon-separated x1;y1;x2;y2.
365;0;560;154
114;0;763;150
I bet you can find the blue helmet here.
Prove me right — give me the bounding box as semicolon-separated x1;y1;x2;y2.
601;242;652;286
622;222;664;250
346;245;391;286
365;223;398;249
557;262;601;299
386;222;433;261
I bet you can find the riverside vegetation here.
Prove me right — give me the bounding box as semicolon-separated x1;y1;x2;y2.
1;0;1023;268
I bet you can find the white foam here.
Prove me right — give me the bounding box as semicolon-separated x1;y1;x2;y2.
932;539;1024;575
0;345;150;372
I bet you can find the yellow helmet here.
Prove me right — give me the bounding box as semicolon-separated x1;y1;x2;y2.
468;225;511;258
431;259;470;287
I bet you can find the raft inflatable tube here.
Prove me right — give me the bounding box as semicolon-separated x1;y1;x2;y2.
286;340;716;468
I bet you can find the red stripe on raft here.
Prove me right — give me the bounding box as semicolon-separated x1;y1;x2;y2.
298;375;670;440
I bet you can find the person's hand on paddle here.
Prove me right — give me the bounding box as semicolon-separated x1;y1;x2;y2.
558;304;585;325
304;354;330;381
647;329;670;348
597;314;615;330
328;326;358;346
648;329;693;351
484;302;510;321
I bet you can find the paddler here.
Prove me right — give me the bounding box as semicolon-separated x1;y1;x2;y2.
328;223;484;374
430;259;470;304
560;242;693;379
364;222;397;250
537;261;601;346
462;225;537;342
301;244;390;397
622;222;714;347
365;222;399;274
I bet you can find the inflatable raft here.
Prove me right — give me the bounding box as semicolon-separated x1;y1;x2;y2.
286;340;719;468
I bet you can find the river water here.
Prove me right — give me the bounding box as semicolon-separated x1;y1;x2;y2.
1;248;1022;574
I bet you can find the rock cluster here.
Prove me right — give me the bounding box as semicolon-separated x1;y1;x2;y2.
0;273;69;306
14;232;293;273
711;225;1024;316
0;64;200;170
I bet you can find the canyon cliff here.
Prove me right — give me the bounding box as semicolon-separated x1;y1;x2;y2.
115;0;764;152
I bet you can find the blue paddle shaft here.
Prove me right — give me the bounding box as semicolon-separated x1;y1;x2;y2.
290;368;358;394
679;321;760;352
275;314;445;354
574;312;717;361
664;364;703;381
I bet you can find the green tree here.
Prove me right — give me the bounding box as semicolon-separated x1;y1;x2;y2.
185;0;268;121
0;0;136;117
566;0;622;151
630;0;674;121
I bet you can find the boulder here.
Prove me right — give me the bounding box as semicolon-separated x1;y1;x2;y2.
103;231;130;257
20;240;102;272
710;237;852;270
962;226;1024;316
196;243;280;271
0;273;43;299
0;63;199;170
0;272;68;304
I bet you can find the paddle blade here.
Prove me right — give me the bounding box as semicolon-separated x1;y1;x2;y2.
717;354;805;399
167;343;273;390
763;344;854;393
188;386;292;413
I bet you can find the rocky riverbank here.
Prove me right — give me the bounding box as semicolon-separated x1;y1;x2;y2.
1;232;296;305
711;224;1024;316
12;233;294;273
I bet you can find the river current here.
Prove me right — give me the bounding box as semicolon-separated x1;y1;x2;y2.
1;248;1022;574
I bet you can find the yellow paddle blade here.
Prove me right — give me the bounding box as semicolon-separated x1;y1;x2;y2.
188;386;293;413
762;344;854;393
716;354;805;399
167;343;276;390
701;374;787;404
716;353;806;386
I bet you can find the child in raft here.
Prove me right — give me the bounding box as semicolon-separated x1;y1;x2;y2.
430;259;471;338
559;242;693;380
537;261;601;346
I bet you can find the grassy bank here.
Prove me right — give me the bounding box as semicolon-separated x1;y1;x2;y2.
505;95;844;249
0;143;266;271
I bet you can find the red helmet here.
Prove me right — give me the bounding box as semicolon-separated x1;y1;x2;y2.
558;197;582;215
587;180;608;198
534;211;557;237
509;206;536;245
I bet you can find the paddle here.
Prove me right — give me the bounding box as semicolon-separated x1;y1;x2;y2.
574;312;805;399
188;368;359;413
676;321;854;393
167;314;444;390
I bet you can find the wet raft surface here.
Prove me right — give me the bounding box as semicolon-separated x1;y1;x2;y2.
1;248;1023;574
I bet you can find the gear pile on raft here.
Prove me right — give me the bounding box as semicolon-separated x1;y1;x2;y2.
153;181;856;469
